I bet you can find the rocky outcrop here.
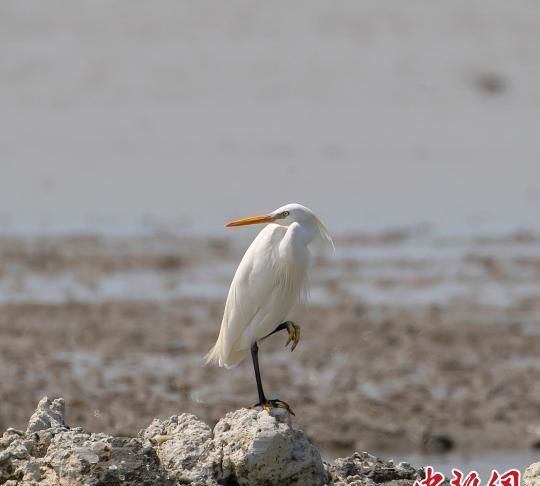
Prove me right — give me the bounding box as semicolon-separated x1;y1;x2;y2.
0;398;171;486
1;396;429;485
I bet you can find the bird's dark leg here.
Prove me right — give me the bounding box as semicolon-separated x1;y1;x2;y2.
263;321;301;351
250;334;296;416
251;342;267;405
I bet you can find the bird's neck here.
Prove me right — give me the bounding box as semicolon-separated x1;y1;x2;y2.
287;221;317;247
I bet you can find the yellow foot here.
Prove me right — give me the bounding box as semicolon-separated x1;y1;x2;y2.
252;399;295;416
284;321;301;352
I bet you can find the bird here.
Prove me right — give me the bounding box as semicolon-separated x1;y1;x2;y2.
205;203;334;414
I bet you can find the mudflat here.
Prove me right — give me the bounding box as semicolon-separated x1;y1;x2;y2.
1;231;539;455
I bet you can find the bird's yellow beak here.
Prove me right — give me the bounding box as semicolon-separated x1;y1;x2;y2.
225;214;275;227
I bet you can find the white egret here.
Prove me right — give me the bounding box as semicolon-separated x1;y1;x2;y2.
205;203;333;413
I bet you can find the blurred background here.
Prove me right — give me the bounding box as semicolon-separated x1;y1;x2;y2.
1;0;540;476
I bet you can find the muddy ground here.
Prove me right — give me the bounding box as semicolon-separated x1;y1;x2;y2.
0;231;539;456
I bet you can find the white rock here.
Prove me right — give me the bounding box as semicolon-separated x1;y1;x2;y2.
525;462;540;486
26;397;66;434
140;413;218;484
213;408;327;486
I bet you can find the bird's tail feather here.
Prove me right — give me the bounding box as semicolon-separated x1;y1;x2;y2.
204;341;246;368
204;343;221;366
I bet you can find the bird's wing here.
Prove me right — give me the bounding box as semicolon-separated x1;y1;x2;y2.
218;223;288;366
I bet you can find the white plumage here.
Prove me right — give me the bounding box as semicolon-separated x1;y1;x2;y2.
205;203;333;368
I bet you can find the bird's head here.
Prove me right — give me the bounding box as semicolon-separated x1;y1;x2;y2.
226;203;334;251
225;203;313;227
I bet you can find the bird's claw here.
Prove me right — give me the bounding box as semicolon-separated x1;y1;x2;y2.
284;321;300;352
252;399;295;416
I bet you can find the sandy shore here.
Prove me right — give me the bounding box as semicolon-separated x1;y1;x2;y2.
1;231;539;459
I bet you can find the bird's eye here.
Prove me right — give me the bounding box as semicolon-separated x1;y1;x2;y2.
281;211;290;217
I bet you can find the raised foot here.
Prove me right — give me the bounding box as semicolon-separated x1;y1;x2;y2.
252;399;295;416
285;321;300;352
